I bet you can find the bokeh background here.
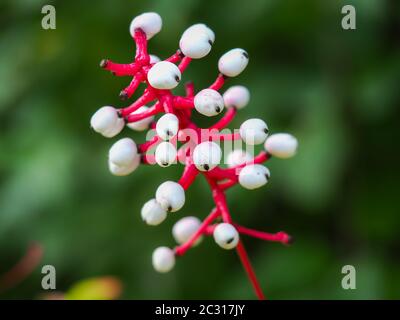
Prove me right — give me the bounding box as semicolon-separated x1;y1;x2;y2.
0;0;399;299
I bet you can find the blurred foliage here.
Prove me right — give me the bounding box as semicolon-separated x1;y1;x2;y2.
0;0;399;299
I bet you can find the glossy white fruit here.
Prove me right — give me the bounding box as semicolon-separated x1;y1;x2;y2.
147;61;181;90
193;141;222;172
213;223;239;250
264;133;298;159
240;118;268;145
90;106;124;138
129;12;162;40
109;138;138;167
149;54;161;64
155;142;177;167
155;181;185;212
141;199;167;226
179;24;215;59
172;216;202;245
108;156;140;176
239;164;270;190
226;149;253;168
223;85;250;109
152;246;175;273
156;113;179;140
218;48;249;77
194;89;224;117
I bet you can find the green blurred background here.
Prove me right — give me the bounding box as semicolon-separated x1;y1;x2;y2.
0;0;399;299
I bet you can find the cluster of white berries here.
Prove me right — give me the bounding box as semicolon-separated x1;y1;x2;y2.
91;12;299;276
141;181;186;228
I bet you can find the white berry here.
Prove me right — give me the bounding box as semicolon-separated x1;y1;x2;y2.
108;156;140;176
141;199;167;226
152;246;175;273
126;106;154;131
240;118;268;145
193;141;222;172
155;181;185;212
147;61;181;90
149;54;161;64
108;138;138;167
239;164;270;190
227;149;252;168
156;113;179;140
90;106;124;138
218;48;249;77
155;141;177;167
264;133;298;159
179;24;215;59
194;89;224;117
172;216;202;245
129;12;162;40
223;86;250;109
213;223;239;250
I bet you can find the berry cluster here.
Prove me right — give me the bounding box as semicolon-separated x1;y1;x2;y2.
91;12;298;299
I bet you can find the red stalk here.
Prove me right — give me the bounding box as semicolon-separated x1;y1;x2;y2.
99;26;291;300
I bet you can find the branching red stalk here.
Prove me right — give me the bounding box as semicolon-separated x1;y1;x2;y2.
100;28;291;300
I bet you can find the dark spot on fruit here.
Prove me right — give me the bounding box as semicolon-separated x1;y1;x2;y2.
208;39;213;45
119;91;128;100
167;205;172;212
226;237;234;244
175;75;180;82
203;164;210;171
215;106;221;113
264;128;269;134
242;51;249;59
100;59;108;68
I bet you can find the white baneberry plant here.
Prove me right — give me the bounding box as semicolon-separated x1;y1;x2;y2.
91;12;298;299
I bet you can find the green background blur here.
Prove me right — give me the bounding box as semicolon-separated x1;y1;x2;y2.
1;0;399;299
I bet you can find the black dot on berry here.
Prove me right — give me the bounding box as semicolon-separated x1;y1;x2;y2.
175;75;180;82
203;164;210;171
242;51;249;59
215;106;221;113
100;59;108;68
226;237;234;244
264;128;269;134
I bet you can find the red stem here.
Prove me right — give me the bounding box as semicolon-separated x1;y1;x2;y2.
234;225;292;245
209;73;226;90
120;90;156;116
173;96;194;109
174;208;220;256
178;164;199;190
126;102;162;122
134;29;149;64
178;57;192;73
210;108;237;130
236;241;266;300
100;60;139;76
139;135;161;153
166;50;184;63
